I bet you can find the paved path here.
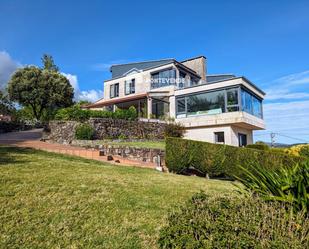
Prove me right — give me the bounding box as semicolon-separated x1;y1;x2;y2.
0;129;156;169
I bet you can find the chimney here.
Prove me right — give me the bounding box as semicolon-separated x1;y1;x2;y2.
181;56;207;80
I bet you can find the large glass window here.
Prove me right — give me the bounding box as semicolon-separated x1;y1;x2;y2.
252;96;262;118
241;89;262;118
176;87;263;119
177;98;186;113
151;69;176;89
152;98;169;119
125;79;135;95
227;88;239;112
187;90;225;115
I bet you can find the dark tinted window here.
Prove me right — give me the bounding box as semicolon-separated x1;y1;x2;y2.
215;132;225;143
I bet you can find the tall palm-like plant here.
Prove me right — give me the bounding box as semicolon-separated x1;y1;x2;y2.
235;161;309;214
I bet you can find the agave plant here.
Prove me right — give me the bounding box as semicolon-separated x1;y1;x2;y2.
235;161;309;214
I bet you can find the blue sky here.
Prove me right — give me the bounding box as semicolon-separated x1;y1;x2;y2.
0;0;309;144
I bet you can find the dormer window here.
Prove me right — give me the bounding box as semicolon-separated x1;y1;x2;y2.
125;79;135;95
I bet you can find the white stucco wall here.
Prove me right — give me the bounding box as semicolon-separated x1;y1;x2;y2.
183;125;253;146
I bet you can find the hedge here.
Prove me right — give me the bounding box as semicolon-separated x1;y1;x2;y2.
165;137;304;178
54;105;138;121
158;193;309;248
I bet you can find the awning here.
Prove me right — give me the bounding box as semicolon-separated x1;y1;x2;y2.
84;93;148;109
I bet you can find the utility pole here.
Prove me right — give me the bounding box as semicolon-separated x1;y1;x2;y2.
270;132;276;148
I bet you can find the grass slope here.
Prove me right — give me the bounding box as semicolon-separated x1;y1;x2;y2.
0;146;235;249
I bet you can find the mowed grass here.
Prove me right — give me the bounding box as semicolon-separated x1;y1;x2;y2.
106;140;165;150
0;146;235;249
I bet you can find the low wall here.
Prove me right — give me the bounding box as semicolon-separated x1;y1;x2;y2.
46;118;168;144
101;145;165;166
70;140;165;166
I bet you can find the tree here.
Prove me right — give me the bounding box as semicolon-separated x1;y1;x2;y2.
7;66;74;120
0;91;14;115
42;54;59;72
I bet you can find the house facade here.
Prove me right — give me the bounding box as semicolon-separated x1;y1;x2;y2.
86;56;265;146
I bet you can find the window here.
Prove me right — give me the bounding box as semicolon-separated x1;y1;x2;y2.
241;89;263;118
175;87;263;118
151;69;176;89
125;79;135;95
187;90;225;115
177;98;186;114
238;133;247;147
214;132;225;143
110;83;119;98
226;88;239;112
152;98;169;119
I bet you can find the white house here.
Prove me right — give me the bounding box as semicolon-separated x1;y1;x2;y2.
86;56;265;146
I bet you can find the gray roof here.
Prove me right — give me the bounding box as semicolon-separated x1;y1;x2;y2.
110;59;175;79
206;74;236;83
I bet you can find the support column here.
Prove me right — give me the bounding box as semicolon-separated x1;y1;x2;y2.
169;96;176;119
147;97;152;119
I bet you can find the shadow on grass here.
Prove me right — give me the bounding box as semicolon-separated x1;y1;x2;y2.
0;146;33;165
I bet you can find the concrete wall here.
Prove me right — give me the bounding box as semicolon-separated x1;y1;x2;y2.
181;56;206;80
176;111;265;130
183;125;253;146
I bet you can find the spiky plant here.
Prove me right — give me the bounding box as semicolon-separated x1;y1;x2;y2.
235;161;309;214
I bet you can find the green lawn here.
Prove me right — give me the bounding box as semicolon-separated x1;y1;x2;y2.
106;140;166;150
0;146;235;249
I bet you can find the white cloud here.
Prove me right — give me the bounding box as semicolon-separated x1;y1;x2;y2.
62;73;103;102
0;51;21;91
255;70;309;144
265;70;309;101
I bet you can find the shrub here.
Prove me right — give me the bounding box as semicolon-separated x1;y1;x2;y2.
158;193;309;249
164;123;185;138
55;105;90;121
165;137;304;178
300;146;309;158
285;144;309;157
55;105;138;121
75;124;95;140
235;161;309;213
246;143;269;150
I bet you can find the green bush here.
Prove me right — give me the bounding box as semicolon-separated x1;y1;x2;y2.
246;143;269;150
158;193;309;249
165;137;303;178
235;161;309;213
164;123;185;138
55;105;138;121
55;105;91;121
300;146;309;158
75;124;95;140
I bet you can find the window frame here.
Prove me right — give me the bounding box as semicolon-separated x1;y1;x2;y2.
238;133;247;147
110;83;119;98
214;132;225;144
125;79;135;95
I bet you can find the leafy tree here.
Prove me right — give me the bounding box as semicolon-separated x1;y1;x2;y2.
0;91;14;115
8;65;74;121
42;54;59;72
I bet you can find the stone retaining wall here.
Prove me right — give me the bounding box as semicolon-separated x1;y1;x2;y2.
100;145;165;166
46;118;167;144
70;140;165;166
